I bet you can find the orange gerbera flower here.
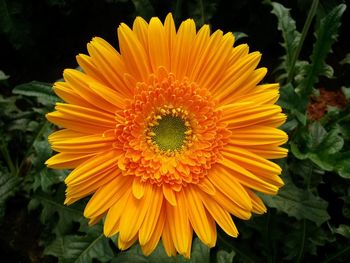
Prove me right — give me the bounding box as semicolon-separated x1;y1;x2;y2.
46;13;288;257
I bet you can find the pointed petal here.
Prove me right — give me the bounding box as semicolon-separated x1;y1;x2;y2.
84;172;131;218
197;177;216;195
222;146;284;187
185;186;215;247
246;188;267;214
208;165;252;210
162;217;176;257
64;150;122;185
119;183;153;242
166;191;191;256
45;152;96;169
199;191;238;237
139;186;163;245
141;205;166;256
148;17;169;71
104;189;131;237
132;177;145;199
163;184;176;206
117;23;151;81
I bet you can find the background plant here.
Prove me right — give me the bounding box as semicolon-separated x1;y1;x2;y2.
0;0;349;262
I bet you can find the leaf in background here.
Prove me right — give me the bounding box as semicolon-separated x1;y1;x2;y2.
298;4;346;97
0;0;32;49
112;238;210;263
0;70;9;80
131;0;154;20
28;186;85;235
233;32;248;41
333;224;350;238
44;225;114;263
187;0;219;26
283;222;335;260
333;152;350;179
291;122;345;172
341;86;350;100
270;2;301;78
340;53;350;65
278;84;307;125
0;170;21;219
216;250;235;263
260;177;330;226
12;81;60;107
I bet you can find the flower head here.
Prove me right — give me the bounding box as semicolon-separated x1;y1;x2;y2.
46;13;288;257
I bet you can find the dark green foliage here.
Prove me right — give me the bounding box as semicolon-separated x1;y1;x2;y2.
0;0;349;262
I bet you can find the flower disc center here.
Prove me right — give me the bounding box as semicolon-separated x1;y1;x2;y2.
151;115;188;152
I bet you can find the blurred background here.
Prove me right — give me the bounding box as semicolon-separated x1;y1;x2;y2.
1;0;350;262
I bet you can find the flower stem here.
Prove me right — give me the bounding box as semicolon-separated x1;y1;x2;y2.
174;0;183;24
287;0;319;83
0;138;16;175
296;219;306;263
199;0;205;26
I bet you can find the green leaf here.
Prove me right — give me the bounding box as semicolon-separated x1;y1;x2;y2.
216;250;235;263
12;81;59;107
278;84;307;125
0;170;21;219
270;2;301;76
341;86;350;100
334;224;350;238
340;53;350;65
333;152;350;179
0;70;9;80
290;122;344;171
131;0;154;20
187;0;219;26
112;238;210;263
298;4;346;97
28;186;85;234
233;32;248;41
260;177;330;226
44;231;114;263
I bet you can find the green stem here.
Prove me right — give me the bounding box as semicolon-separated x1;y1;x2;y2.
174;0;183;24
199;0;205;25
321;244;350;263
296;220;306;263
17;120;50;176
0;138;16;175
287;0;319;83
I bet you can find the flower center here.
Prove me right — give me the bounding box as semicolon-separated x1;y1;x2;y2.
151;115;188;151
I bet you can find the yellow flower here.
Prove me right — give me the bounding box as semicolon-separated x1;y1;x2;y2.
46;13;288;258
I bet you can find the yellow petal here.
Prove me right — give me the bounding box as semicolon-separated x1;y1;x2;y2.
148;17;169;71
218;155;278;195
84;172;131;218
200;191;238;237
45;152;96;169
185;186;215;247
246;188;267;214
132;177;145;199
208;166;252;210
139;186;163;245
104;189;131;237
117;23;151;81
229;126;288;146
65;150;122;185
119;184;153;242
162;217;176;257
163;184;176;206
141;206;166;256
166;191;191;256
